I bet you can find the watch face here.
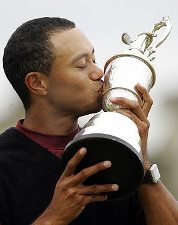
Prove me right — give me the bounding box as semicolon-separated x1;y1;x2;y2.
150;164;160;183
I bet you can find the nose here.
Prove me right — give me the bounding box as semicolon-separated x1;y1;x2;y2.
89;64;104;81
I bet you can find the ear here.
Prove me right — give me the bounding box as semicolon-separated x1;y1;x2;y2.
25;72;48;96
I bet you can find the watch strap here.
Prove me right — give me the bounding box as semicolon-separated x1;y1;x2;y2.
142;164;160;184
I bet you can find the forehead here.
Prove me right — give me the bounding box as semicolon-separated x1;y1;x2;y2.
50;28;94;61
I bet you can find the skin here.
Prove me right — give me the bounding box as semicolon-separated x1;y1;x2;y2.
21;28;178;225
24;28;104;135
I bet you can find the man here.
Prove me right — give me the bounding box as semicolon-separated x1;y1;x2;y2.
1;17;178;225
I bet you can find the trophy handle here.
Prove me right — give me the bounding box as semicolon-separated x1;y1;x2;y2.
147;16;172;57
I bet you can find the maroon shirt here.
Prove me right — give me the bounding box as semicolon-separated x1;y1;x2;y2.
16;120;80;157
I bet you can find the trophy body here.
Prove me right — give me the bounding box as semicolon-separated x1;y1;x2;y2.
102;49;156;111
60;17;172;200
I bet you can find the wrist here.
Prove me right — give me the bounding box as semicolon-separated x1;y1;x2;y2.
32;207;66;225
141;151;151;172
143;160;151;172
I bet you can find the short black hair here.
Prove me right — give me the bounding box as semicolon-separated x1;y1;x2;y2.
3;17;75;109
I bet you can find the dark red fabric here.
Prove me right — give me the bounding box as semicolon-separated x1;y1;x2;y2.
16;120;79;158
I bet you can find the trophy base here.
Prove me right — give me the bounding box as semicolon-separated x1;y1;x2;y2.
60;133;144;200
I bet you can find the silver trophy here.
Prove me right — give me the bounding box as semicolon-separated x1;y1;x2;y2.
61;17;172;200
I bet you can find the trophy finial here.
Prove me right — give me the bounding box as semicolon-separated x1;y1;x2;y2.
121;16;172;60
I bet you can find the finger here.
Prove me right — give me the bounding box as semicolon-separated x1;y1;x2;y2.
111;97;147;122
134;83;153;117
71;160;112;185
61;147;87;178
80;184;119;195
84;194;108;204
115;109;150;136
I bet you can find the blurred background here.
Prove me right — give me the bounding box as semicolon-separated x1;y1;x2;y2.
0;0;178;198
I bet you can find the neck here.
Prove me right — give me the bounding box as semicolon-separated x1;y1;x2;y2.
23;106;79;136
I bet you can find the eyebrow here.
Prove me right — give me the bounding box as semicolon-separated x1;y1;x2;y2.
71;48;95;64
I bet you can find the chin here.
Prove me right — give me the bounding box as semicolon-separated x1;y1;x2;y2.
77;97;102;116
79;104;102;117
88;104;102;114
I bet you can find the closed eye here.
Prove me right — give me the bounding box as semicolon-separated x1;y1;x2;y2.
76;64;87;69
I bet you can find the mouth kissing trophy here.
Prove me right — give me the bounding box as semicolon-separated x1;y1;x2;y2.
61;16;172;200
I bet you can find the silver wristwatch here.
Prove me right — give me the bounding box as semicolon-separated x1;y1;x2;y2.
143;164;161;184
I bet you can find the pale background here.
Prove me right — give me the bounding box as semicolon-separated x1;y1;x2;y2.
0;0;178;198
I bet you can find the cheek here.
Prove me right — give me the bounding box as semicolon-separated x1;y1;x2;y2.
47;72;96;106
66;79;90;98
48;82;85;105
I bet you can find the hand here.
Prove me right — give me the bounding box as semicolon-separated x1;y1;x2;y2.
46;147;119;225
110;83;153;171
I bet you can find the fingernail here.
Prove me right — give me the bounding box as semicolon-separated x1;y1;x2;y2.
110;97;117;102
79;148;86;155
112;184;119;191
103;161;111;167
137;83;142;88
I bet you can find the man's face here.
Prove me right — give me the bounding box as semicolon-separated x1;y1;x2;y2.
46;28;104;117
